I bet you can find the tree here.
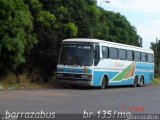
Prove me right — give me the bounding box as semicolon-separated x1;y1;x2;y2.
23;0;142;80
24;0;57;80
0;0;37;73
150;40;160;74
97;9;142;46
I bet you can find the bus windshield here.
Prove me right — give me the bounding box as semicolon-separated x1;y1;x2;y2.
59;44;93;66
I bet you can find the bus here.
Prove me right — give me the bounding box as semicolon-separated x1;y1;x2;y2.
56;38;154;89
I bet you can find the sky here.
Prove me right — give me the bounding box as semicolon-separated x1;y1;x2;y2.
97;0;160;48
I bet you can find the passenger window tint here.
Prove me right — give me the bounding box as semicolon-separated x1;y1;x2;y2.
94;45;100;65
141;52;147;62
134;51;141;61
102;46;109;59
127;50;133;61
110;47;118;59
147;53;154;63
119;49;126;60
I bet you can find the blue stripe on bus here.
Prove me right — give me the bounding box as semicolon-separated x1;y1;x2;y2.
136;63;154;70
58;68;92;74
57;62;154;87
92;71;153;86
92;63;154;87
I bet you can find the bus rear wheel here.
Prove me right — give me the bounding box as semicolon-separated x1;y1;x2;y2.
138;76;144;87
133;76;138;87
100;77;108;89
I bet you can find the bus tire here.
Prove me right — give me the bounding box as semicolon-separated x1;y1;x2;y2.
138;76;144;87
100;76;108;89
133;76;138;87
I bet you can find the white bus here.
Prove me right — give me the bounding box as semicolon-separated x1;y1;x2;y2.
56;38;154;89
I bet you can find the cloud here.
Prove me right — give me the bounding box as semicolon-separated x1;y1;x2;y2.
137;23;160;48
137;25;157;48
152;20;160;26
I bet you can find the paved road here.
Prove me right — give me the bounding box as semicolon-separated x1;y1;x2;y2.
0;85;160;114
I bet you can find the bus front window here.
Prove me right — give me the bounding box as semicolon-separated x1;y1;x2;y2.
59;44;93;66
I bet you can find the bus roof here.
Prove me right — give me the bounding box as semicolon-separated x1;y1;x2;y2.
63;38;154;54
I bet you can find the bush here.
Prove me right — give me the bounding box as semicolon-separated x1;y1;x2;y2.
26;68;43;83
0;72;31;89
1;72;18;85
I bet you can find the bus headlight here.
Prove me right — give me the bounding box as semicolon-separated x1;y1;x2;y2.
81;74;92;79
81;75;88;79
56;73;63;77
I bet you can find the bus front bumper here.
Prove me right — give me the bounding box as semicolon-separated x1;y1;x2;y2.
56;78;92;86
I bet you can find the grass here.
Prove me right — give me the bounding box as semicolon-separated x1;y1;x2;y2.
0;73;57;90
152;77;160;85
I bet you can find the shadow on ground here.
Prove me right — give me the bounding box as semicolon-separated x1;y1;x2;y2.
53;83;152;90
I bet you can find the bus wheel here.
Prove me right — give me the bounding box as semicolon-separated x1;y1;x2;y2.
133;76;138;87
100;77;108;89
138;76;144;87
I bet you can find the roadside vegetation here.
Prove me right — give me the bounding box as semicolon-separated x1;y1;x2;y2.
152;74;160;85
152;78;160;85
0;72;159;90
0;72;57;90
0;0;159;89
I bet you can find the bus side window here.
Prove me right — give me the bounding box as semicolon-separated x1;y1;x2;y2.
119;49;127;60
141;52;147;62
94;45;100;66
110;47;118;59
134;51;141;61
127;50;133;61
102;46;109;59
147;53;153;63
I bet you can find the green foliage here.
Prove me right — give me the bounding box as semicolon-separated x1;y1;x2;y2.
36;11;56;27
150;41;160;73
25;0;142;81
24;0;56;28
0;0;143;79
98;10;142;46
150;41;160;61
64;22;78;37
27;0;43;12
0;0;37;72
